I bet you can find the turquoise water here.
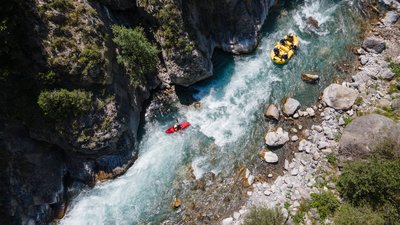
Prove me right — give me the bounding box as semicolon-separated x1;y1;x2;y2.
60;0;366;224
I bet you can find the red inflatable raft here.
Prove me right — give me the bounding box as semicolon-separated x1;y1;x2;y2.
165;121;191;134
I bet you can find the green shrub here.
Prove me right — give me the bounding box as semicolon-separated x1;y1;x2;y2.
36;70;57;85
343;115;353;126
112;25;159;87
78;47;102;76
333;204;384;225
355;96;363;106
310;191;339;220
374;105;400;121
243;207;285;225
37;89;92;119
292;200;309;225
389;62;400;79
337;159;400;212
326;153;337;167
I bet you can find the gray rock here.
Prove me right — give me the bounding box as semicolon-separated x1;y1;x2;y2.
301;73;319;83
222;217;233;225
291;135;299;142
306;107;316;117
380;69;395;80
313;151;321;160
318;141;329;149
265;127;289;146
339;114;400;161
233;212;241;220
284;159;289;170
264;190;272;196
291;168;299;176
262;151;279;163
322;84;359;110
268;173;273;178
392;98;400;110
362;36;386;54
293;113;300;119
382;11;399;26
264;104;280;120
360;55;369;65
282;98;301;116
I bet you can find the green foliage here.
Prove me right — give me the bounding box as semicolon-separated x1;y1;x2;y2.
112;25;159;87
388;82;399;94
389;62;400;79
343;115;353;126
37;89;92;120
310;191;339;220
333;204;384;225
326;153;337;167
292;200;309;225
374;105;400;121
355;96;364;106
78;47;102;76
36;70;57;85
243;207;285;225
337;158;400;217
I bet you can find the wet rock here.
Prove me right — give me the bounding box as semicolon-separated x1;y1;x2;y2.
265;127;289;147
362;36;386;54
339;114;400;161
282;98;301;116
301;73;320;83
264;104;280;120
172;196;182;209
322;84;359;110
306;16;319;28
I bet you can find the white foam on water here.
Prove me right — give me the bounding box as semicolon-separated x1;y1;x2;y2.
293;0;339;36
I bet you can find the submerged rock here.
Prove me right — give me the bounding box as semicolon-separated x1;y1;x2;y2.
282;98;301;116
322;84;359;110
301;73;320;83
265;127;289;147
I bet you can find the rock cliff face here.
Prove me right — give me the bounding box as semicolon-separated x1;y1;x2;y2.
0;0;278;224
138;0;277;86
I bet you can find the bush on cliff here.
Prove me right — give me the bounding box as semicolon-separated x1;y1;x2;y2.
243;207;284;225
37;89;92;119
112;25;158;87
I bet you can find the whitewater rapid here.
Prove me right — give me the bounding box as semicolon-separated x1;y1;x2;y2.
61;0;364;224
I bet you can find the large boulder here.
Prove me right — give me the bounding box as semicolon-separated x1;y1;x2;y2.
265;127;289;147
339;114;400;161
264;104;280;120
322;84;359;110
362;36;386;54
282;98;301;116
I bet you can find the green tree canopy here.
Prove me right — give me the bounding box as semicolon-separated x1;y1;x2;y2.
112;25;159;86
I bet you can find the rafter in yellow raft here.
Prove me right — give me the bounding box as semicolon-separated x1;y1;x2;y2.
270;34;300;64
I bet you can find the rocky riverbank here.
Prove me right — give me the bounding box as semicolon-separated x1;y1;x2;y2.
222;2;400;224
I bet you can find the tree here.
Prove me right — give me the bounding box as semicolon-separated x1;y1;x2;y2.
112;25;159;86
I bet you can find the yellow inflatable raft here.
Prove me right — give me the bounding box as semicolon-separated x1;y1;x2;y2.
270;34;299;64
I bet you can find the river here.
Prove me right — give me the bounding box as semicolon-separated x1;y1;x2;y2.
60;0;367;224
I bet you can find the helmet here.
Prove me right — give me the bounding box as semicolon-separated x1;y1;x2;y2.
274;48;278;52
280;39;285;44
288;33;294;38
